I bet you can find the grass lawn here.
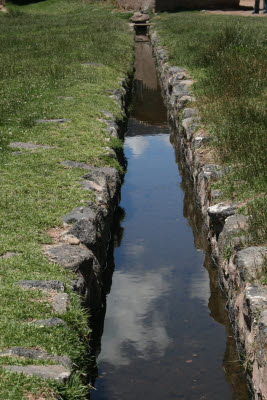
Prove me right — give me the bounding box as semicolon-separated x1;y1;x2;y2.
153;12;266;247
0;0;134;398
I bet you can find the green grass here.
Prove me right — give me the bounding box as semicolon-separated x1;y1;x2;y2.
0;0;134;397
153;12;266;246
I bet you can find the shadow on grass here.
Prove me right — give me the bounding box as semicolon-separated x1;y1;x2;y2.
6;0;46;5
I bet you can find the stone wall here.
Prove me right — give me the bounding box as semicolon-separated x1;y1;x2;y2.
117;0;154;11
118;0;239;10
155;0;239;10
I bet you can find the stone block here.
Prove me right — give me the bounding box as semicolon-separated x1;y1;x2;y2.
3;365;71;382
44;244;92;270
16;280;64;292
236;247;267;282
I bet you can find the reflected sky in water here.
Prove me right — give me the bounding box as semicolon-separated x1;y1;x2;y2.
91;39;249;400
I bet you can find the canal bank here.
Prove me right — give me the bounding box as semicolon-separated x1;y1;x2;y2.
87;36;250;399
149;29;267;399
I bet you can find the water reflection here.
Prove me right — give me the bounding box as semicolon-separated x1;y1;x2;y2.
100;268;171;366
88;38;249;400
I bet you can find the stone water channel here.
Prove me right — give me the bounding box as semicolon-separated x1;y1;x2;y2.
88;37;250;400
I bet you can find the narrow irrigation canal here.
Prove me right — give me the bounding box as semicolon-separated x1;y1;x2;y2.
89;38;250;399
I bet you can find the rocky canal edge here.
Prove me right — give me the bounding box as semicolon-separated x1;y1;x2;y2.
0;78;132;389
149;30;267;399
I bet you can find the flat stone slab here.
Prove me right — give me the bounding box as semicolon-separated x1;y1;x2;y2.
0;252;18;259
100;111;114;119
57;96;73;100
16;280;64;292
0;347;72;369
35;119;71;124
237;247;267;281
201;164;225;180
3;364;71;382
44;244;92;270
130;12;150;23
60;160;92;170
52;293;70;314
207;202;237;237
9;142;53;150
31;317;67;328
81;62;104;67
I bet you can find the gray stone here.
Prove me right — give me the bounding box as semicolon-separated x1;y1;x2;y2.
256;310;267;366
44;244;92;270
99;119;119;138
68;219;97;249
100;111;114;119
3;365;71;382
71;276;86;294
62;206;97;224
31;317;67;328
81;62;104;67
168;66;185;76
130;12;150;23
172;83;188;99
16;280;64;292
183;108;197;119
218;214;249;253
236;247;267;282
192;136;211;150
182;117;199;141
60;160;92;170
211;190;222;200
52;293;70;314
82;166;120;205
9;142;53;150
201;164;225;180
244;284;267;318
100;147;117;160
35;119;71;124
80;178;109;206
0;252;18;259
0;347;72;369
207;203;237;237
57;96;73;100
11;151;22;156
177;95;196;109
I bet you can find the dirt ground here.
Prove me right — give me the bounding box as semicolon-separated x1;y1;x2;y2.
205;0;267;16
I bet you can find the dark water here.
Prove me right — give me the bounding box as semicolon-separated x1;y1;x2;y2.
89;41;249;400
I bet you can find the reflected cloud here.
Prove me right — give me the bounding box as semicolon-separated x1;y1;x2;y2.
159;134;172;148
125;136;149;158
100;268;172;366
189;266;210;307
